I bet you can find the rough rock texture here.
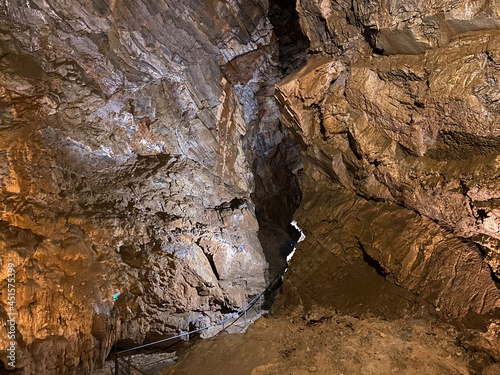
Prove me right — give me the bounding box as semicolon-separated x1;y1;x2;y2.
296;0;500;56
275;0;500;361
3;0;500;373
0;0;303;373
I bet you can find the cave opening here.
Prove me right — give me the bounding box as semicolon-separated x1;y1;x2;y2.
362;26;385;55
477;208;489;223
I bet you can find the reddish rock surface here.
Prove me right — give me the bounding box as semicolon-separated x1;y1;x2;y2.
2;0;500;373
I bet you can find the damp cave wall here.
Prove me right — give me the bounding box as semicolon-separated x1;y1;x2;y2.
274;0;500;360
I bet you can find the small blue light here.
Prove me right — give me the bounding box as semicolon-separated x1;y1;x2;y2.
113;292;121;301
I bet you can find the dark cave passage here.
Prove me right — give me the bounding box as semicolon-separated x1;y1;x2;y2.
268;0;310;76
248;0;309;282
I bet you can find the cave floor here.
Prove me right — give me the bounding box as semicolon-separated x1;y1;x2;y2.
161;309;500;375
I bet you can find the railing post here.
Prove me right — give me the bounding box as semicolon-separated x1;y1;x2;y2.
114;353;119;375
127;352;131;375
244;309;247;327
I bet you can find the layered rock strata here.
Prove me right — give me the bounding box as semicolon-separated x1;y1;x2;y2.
0;0;302;373
275;0;500;360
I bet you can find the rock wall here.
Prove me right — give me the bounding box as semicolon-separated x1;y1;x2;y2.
3;0;500;372
0;0;303;373
275;0;500;360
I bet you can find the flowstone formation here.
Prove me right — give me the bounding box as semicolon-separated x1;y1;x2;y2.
275;0;500;360
0;0;303;373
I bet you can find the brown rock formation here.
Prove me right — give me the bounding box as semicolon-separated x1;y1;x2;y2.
2;0;500;373
296;0;500;56
275;0;500;361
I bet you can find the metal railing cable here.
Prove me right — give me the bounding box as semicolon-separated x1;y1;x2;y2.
116;270;284;356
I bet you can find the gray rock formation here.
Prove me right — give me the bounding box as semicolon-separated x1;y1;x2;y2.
0;0;303;373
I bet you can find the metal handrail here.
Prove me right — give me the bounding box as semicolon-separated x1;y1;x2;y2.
112;271;283;374
116;270;283;355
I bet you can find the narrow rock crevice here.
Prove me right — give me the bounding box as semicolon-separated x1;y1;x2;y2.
268;0;310;76
357;240;388;279
237;0;308;282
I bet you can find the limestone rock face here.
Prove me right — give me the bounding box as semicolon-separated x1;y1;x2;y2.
297;0;500;56
0;0;303;373
276;0;500;360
